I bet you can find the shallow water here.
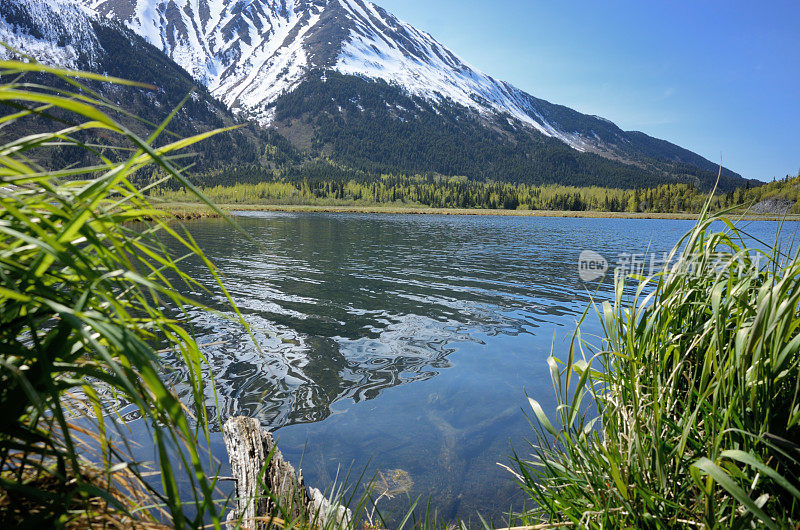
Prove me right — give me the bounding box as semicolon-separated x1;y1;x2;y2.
139;213;799;524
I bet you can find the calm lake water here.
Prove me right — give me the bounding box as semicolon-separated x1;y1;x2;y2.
146;213;798;524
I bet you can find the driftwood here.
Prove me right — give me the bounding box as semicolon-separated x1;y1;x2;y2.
223;416;351;529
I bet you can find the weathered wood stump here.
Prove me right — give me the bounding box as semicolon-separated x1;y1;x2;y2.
223;416;351;529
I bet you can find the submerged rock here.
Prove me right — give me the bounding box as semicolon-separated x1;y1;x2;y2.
376;469;414;497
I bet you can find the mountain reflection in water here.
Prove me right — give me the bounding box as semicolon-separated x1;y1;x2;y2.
137;213;796;523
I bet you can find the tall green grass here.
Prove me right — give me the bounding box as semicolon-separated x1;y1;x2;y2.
0;60;241;528
518;213;800;528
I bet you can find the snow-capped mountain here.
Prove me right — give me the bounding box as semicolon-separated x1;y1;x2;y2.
0;0;101;67
0;0;299;179
80;0;605;150
0;0;747;189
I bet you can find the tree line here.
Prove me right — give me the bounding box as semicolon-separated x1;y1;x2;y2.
153;173;762;213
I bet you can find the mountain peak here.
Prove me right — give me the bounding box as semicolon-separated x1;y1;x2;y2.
82;0;590;147
1;0;746;188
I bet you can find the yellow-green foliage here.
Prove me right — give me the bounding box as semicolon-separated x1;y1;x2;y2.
154;175;725;213
742;171;800;212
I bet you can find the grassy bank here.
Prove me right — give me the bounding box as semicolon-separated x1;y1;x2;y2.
153;176;718;213
151;172;800;218
155;200;800;221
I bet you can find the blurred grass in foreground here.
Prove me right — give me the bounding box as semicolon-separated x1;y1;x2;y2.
0;59;242;528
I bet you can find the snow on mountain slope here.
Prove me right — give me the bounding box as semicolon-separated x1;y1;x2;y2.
85;0;328;124
79;0;597;150
0;0;101;67
332;0;590;149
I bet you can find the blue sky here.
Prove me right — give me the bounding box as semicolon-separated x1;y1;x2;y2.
376;0;799;181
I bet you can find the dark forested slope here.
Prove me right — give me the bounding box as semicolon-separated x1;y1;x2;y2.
273;72;744;191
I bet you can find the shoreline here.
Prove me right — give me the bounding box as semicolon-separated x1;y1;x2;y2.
156;202;800;222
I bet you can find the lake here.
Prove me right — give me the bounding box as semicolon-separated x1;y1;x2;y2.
147;213;798;525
